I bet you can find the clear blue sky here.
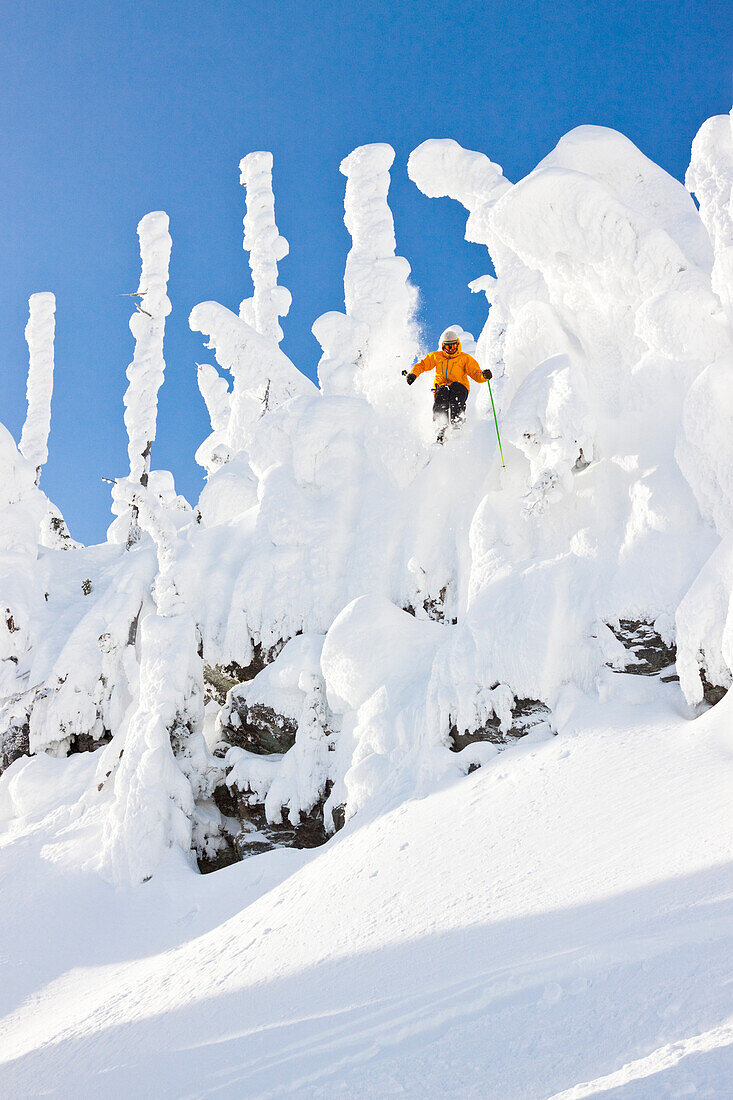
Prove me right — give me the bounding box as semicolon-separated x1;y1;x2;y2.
2;0;730;543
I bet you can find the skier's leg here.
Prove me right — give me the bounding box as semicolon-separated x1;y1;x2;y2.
448;382;469;428
433;386;449;443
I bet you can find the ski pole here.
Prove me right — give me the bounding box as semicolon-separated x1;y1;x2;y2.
486;378;505;468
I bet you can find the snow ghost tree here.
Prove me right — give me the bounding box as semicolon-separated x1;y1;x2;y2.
98;478;221;885
238;150;292;343
194;362;232;477
0;427;46;770
111;211;172;547
191;152;312;465
674;110;733;703
19;292;56;484
314;143;420;411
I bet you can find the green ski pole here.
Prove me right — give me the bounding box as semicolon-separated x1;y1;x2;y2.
486;378;505;469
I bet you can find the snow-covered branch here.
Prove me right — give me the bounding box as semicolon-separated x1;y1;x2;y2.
190;301;315;454
408;138;511;246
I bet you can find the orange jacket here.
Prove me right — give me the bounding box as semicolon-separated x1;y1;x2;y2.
411;344;486;392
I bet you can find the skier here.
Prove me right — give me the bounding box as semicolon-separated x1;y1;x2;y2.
406;328;492;442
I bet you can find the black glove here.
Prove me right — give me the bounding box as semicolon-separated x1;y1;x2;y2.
482;368;492;380
406;372;416;386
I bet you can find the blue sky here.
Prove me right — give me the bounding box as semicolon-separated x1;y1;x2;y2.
2;0;730;543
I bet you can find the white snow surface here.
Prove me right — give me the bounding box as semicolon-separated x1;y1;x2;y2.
0;681;731;1097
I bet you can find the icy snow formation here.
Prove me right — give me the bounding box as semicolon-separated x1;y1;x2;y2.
314;143;420;410
2;118;733;884
238;151;292;344
122;212;172;485
110;210;172;547
19;292;55;480
98;480;221;883
686;108;733;319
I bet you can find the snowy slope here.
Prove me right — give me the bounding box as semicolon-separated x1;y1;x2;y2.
0;675;731;1098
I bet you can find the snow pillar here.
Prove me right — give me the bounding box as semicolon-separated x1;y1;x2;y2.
238;152;292;344
19;292;56;483
123;211;172;490
686;110;733;322
408;139;512;381
314;143;419;407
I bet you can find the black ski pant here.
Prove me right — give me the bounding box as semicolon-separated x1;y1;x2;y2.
433;382;468;433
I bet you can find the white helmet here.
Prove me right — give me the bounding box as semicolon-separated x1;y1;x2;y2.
439;328;460;346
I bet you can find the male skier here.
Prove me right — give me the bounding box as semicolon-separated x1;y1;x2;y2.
406;328;492;442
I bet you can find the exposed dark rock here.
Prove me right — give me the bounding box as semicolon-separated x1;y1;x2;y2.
450;697;554;753
200;779;345;872
197;843;241;875
204;638;289;706
218;701;297;756
212;780;238;818
0;715;30;774
607;619;676;676
606;619;730;705
403;585;457;625
701;673;728;707
231;787;333;851
68;729;112;755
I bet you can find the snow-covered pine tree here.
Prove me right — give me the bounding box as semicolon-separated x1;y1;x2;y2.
191;230;313;464
0;426;46;771
99;477;222;884
19;292;56;485
115;211;172;548
192;151;305;474
313;143;419;410
238;151;292;344
194;363;232;476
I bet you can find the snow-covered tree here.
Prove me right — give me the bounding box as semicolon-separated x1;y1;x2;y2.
191;152;311;473
114;211;172;546
685;108;733;321
193;153;292;486
194;363;232;476
19;292;56;483
408;138;512;382
238;151;292;344
674;111;733;703
0;425;47;770
314;143;420;409
99;477;221;884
